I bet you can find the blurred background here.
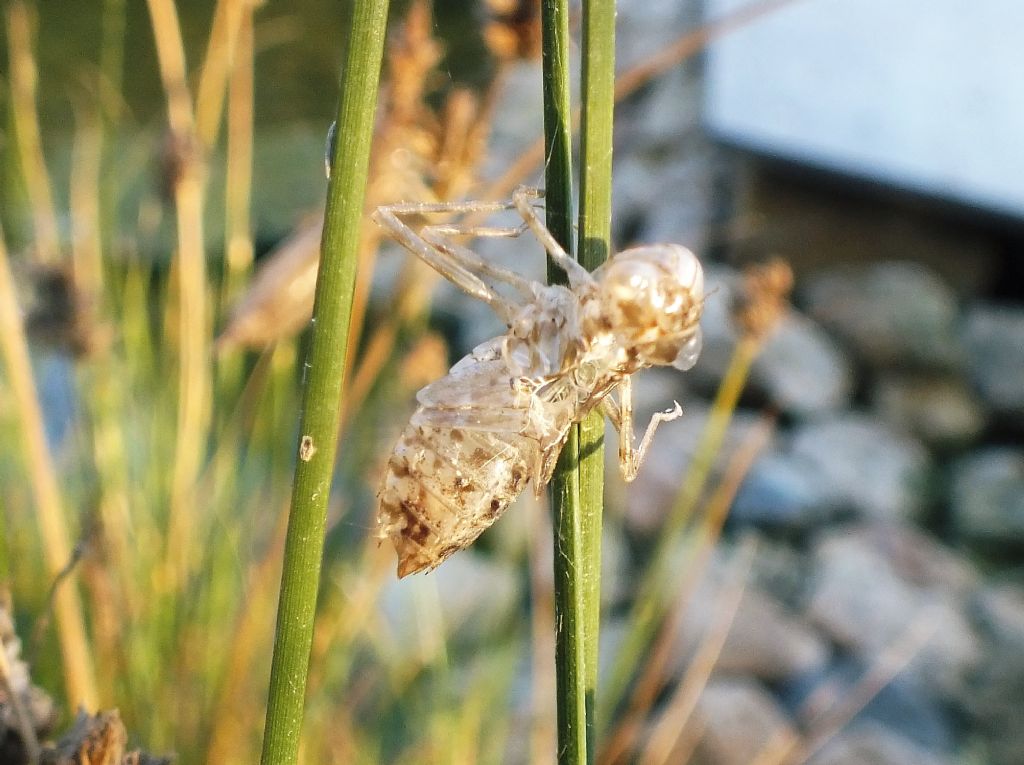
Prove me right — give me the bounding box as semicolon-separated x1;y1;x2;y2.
1;0;1022;763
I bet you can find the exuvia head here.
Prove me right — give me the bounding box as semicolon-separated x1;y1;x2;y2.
592;244;704;370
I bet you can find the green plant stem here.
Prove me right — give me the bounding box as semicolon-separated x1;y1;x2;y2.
100;0;126;122
541;0;587;762
258;2;389;763
5;2;60;264
600;335;760;727
541;0;574;267
577;0;616;756
577;0;616;273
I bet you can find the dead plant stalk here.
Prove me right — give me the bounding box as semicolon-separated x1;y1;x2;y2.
0;231;98;708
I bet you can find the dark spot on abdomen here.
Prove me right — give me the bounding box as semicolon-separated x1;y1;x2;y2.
400;500;431;545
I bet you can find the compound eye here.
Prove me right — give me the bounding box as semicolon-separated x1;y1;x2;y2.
673;247;704;301
604;259;662;301
671;327;702;371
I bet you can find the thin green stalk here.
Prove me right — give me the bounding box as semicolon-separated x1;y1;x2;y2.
222;1;255;302
5;2;60;264
600;336;760;727
0;502;9;587
70;102;139;707
98;0;126;274
214;0;255;435
259;2;389;763
577;0;616;756
540;0;586;762
195;0;248;150
541;0;574;268
143;0;210;591
99;0;126;123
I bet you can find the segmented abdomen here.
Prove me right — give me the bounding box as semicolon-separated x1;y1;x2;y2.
378;419;538;577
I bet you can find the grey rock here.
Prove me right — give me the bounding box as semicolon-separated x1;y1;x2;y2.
965;584;1024;765
632;68;705;150
690;678;795;765
803;262;962;369
747;538;814;609
808;532;917;648
862;523;978;595
714;592;830;681
951;448;1024;543
629;366;694;423
622;400;768;535
971;583;1024;653
808;722;952;765
732;449;843;530
614;148;719;251
980;726;1024;765
780;659;955;755
690;266;855;415
684;265;741;390
962;303;1024;413
753;311;855;415
806;525;981;698
790;414;931;521
613;66;727;249
483;62;546;177
672;553;830;682
872;373;986;448
617;0;697;72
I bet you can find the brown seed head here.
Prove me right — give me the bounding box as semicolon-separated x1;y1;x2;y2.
484;0;542;61
731;257;794;340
